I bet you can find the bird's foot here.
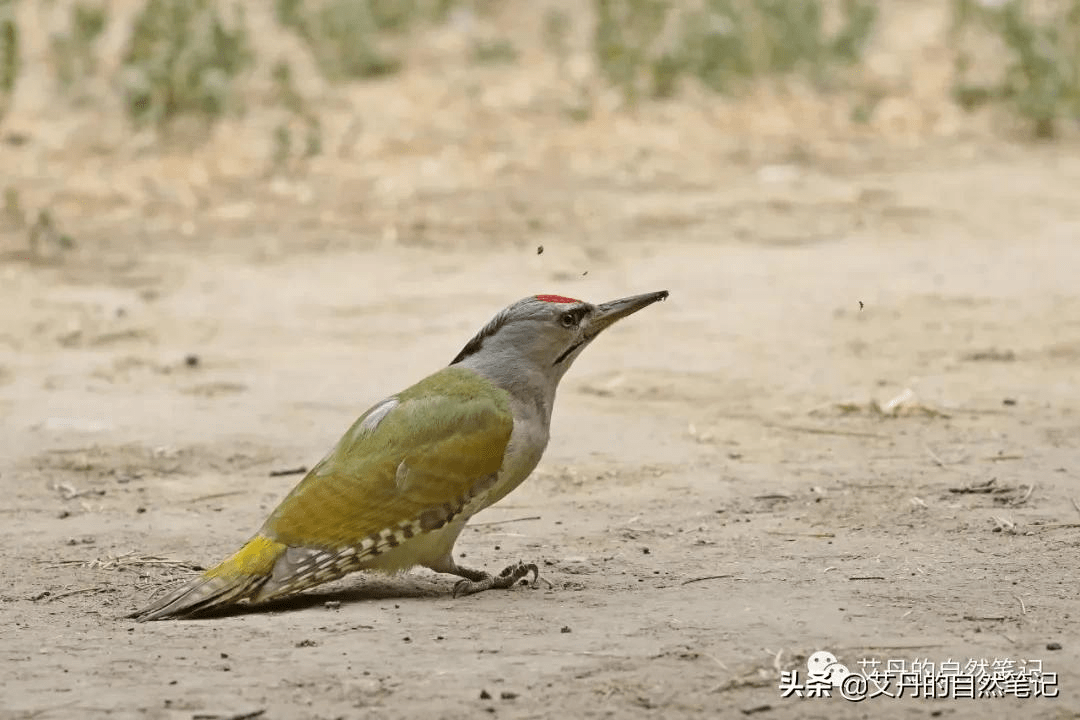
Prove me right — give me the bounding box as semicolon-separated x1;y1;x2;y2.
452;561;539;598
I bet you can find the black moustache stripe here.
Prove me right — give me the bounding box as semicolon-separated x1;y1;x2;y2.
553;338;587;365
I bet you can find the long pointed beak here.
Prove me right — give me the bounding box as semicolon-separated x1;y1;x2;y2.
589;290;669;335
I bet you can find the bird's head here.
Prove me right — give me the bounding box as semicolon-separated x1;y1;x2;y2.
451;291;669;388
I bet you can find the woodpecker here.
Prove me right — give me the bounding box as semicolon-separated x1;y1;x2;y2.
129;291;669;620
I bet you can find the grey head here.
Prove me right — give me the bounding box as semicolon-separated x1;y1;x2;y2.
451;291;669;417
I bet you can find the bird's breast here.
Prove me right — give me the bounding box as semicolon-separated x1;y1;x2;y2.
472;405;549;511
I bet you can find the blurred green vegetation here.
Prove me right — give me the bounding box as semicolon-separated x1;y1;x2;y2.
0;0;18;121
952;0;1080;138
269;59;323;172
120;0;253;128
0;0;1076;140
274;0;399;81
470;37;519;65
51;2;106;91
272;0;461;80
593;0;877;103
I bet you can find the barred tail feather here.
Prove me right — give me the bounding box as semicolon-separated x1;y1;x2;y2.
127;572;268;622
128;535;286;621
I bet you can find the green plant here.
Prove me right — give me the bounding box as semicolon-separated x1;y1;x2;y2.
677;0;877;93
542;7;570;61
28;208;75;260
470;37;518;65
589;0;877;103
952;0;1080;138
275;0;401;81
593;0;670;103
0;0;18;120
51;2;107;90
120;0;253;128
268;59;322;173
2;186;22;228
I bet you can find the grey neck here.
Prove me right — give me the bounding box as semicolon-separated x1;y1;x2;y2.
456;354;560;426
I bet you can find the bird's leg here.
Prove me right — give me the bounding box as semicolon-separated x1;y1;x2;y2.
441;559;540;598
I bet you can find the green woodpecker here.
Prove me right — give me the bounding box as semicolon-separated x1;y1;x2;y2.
130;290;669;620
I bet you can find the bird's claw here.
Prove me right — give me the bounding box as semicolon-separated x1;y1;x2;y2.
452;561;539;598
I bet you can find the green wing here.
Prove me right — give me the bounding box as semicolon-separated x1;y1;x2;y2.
263;366;513;548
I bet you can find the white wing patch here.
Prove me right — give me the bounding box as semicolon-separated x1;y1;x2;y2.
394;460;411;492
355;397;398;438
312;397;399;479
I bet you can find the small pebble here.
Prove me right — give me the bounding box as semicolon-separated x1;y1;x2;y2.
1046;642;1062;651
479;689;492;700
560;626;572;634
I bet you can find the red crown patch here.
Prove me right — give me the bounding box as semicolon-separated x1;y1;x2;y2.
535;294;582;304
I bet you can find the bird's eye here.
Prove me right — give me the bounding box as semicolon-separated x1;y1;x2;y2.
560;312;577;328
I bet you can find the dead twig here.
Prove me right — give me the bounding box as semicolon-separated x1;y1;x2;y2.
1070;497;1080;518
1015;595;1027;615
923;444;979;479
765;422;888;439
765;531;835;538
703;653;728;671
184;490;245;504
268;466;307;477
848;576;886;581
44;551;203;572
990;516;1016;533
1011;483;1035;506
469;515;541;527
681;574;734;586
193;711;266;720
949;478;1003;494
52;481;106;501
741;704;772;715
47;586;117;602
15;700;81;718
963;615;1005;622
924;444;947;467
854;643;948;650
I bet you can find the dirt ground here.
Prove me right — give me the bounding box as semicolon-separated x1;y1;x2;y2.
3;3;1080;719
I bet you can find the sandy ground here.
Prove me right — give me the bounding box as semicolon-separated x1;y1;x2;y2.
3;3;1080;719
4;143;1080;719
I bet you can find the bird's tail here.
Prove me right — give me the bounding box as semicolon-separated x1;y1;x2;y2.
128;535;286;622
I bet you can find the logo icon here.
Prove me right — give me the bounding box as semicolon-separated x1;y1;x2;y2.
807;650;852;687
